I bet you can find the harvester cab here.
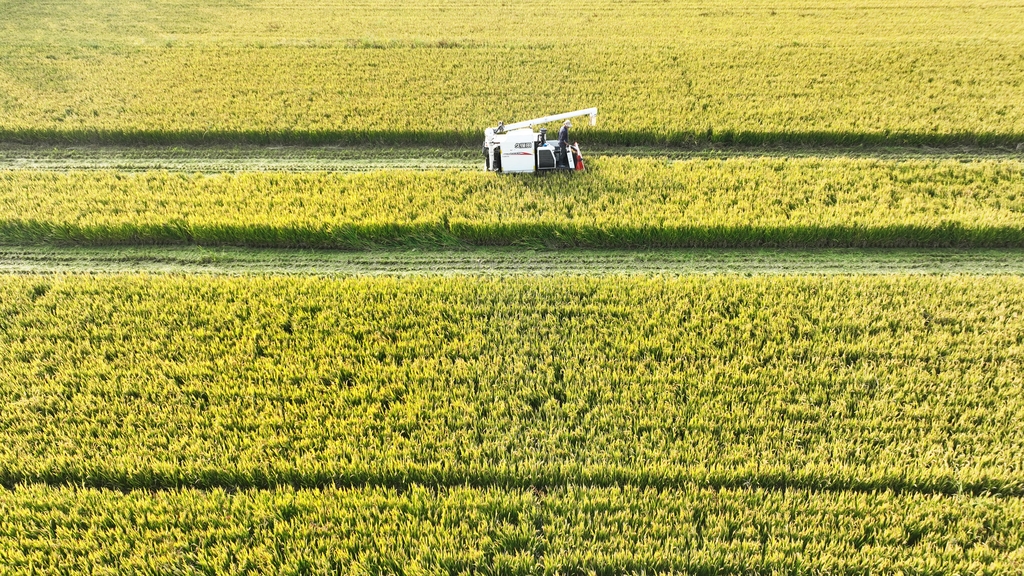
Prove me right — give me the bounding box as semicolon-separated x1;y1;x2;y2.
484;108;597;174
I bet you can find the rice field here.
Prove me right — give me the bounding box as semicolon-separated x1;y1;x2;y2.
2;274;1024;571
3;1;1024;573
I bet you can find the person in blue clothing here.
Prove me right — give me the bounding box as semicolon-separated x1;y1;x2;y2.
558;119;572;167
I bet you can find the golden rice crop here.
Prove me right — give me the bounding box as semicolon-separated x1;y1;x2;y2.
1;484;1021;573
2;157;1023;248
7;0;1022;49
2;274;1023;494
1;1;1023;145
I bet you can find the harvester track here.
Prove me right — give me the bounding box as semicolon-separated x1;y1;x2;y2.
3;246;1024;275
1;144;1020;173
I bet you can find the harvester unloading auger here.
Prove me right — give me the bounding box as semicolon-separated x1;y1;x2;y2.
484;108;597;174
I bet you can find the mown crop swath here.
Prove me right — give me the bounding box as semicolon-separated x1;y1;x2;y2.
1;484;1022;573
1;274;1023;495
2;157;1023;248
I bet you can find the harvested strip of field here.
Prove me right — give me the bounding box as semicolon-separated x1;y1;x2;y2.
4;246;1024;275
1;483;1021;573
2;275;1023;494
3;157;1024;249
0;145;482;173
1;144;1021;174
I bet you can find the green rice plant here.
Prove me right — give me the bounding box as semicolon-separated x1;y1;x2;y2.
2;157;1023;248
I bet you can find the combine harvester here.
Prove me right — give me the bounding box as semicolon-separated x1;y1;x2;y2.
484;108;597;174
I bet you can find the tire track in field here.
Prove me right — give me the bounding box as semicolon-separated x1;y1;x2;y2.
1;145;1021;173
3;246;1024;275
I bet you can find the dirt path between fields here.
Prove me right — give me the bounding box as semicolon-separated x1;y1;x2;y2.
4;246;1024;275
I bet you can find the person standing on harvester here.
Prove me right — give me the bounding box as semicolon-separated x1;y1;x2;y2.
558;119;571;167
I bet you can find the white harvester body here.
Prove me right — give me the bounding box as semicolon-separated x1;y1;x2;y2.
483;108;597;174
